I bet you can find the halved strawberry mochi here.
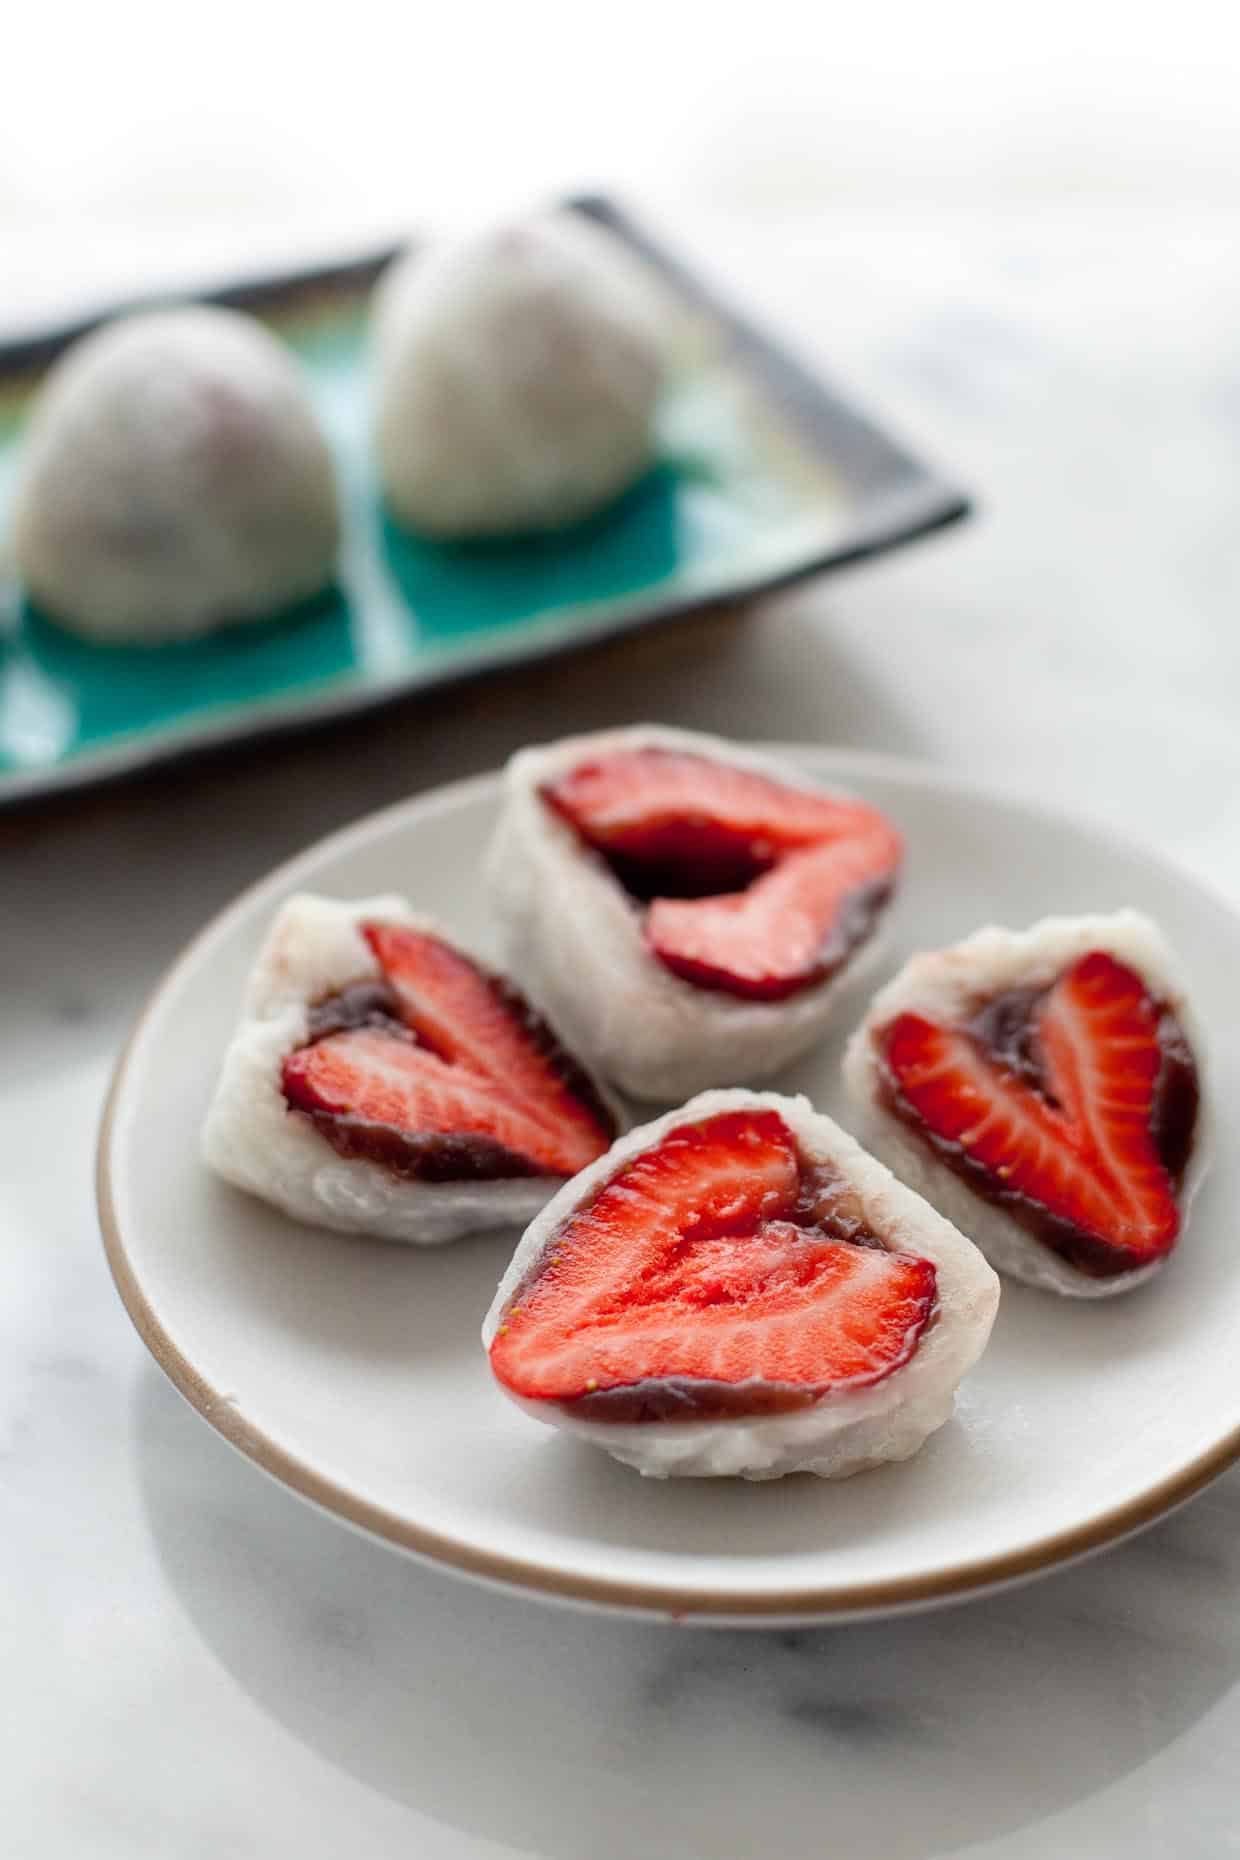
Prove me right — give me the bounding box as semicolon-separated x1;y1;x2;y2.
283;923;617;1182
874;948;1200;1282
488;1107;938;1422
542;746;901;1001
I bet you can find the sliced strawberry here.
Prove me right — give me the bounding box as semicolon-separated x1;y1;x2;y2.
283;925;615;1182
284;1028;589;1180
543;747;902;999
1038;952;1170;1215
363;923;612;1172
648;825;900;1001
489;1108;937;1418
543;747;872;893
879;951;1188;1276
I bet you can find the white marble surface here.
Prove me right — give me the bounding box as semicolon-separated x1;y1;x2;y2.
6;206;1240;1858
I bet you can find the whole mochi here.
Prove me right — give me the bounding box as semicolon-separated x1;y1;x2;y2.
12;305;340;643
372;213;667;538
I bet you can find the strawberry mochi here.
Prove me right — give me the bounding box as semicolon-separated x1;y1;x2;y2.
485;725;903;1101
202;895;622;1244
482;1091;999;1480
844;912;1209;1298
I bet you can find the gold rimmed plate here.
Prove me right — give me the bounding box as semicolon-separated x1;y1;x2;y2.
98;749;1240;1622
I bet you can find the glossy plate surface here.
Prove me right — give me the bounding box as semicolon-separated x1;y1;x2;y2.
99;750;1239;1622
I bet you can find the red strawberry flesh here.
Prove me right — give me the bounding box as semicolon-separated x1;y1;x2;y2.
542;747;902;999
877;951;1198;1278
488;1108;937;1420
648;842;897;1002
363;923;613;1169
543;748;853;884
281;924;615;1183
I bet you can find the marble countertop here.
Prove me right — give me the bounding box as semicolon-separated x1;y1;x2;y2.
6;206;1240;1859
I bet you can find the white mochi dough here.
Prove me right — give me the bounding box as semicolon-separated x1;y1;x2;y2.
202;894;624;1246
483;1089;1000;1479
372;213;667;537
486;724;898;1102
844;912;1211;1298
12;306;340;642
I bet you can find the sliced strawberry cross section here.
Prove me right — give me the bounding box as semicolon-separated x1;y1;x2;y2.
543;747;902;1001
880;951;1190;1276
488;1108;937;1419
649;831;898;1001
362;923;611;1165
282;924;616;1183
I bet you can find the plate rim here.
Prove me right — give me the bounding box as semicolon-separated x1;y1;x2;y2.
96;748;1240;1621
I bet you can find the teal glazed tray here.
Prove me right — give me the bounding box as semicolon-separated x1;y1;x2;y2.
0;197;969;805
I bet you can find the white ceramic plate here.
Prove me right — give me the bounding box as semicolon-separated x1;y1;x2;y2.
99;749;1240;1624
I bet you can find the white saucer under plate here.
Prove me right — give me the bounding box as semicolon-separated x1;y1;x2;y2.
98;748;1240;1624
